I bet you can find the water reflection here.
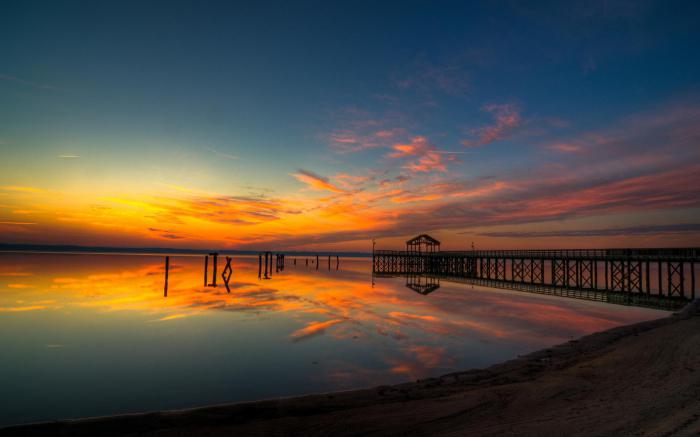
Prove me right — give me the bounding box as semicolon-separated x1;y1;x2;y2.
404;274;441;295
382;270;685;310
0;252;668;426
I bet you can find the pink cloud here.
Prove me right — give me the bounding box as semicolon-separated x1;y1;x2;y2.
405;151;447;173
326;118;405;153
462;103;522;146
388;136;448;173
332;173;372;190
375;130;397;138
548;142;585;153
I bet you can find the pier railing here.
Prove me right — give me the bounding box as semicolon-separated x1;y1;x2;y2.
375;248;700;260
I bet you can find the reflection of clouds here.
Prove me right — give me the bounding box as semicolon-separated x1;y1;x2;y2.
406;287;635;342
0;253;664;382
0;305;47;312
388;311;438;322
387;345;455;378
7;283;34;289
387;309;508;339
152;313;192;322
290;319;345;342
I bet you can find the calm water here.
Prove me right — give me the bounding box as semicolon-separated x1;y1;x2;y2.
0;252;666;426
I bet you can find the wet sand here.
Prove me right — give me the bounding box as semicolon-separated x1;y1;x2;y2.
4;300;700;436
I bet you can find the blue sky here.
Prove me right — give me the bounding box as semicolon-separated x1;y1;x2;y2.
1;0;699;250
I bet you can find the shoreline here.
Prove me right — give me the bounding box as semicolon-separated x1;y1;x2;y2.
4;300;699;436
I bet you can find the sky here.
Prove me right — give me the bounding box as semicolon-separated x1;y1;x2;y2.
1;0;699;251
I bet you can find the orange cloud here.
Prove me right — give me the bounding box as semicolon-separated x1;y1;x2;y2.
404;150;446;173
388;136;430;158
292;170;346;193
290;319;344;341
388;137;448;173
1;186;45;193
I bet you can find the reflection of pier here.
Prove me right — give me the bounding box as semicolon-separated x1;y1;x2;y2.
374;235;699;310
404;274;440;295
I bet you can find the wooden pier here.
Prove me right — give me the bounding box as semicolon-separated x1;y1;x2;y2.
373;236;699;308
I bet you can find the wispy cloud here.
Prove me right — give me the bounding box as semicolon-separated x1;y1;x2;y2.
1;186;45;193
291;170;346;193
290;319;344;342
478;223;700;238
547;142;584;154
202;145;239;160
59;155;80;159
394;63;470;97
148;227;186;240
332;173;372;190
0;74;56;90
326;124;404;153
462;103;522;146
387;136;454;173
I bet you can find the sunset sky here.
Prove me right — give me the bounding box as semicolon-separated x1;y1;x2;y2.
1;1;699;251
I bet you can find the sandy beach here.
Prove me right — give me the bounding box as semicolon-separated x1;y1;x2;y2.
3;300;698;437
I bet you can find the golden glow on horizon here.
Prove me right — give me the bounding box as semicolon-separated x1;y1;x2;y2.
1;151;699;250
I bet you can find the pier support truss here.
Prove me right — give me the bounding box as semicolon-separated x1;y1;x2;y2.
373;248;699;303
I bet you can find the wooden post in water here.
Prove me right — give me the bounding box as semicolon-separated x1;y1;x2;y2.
692;261;695;300
258;253;262;278
164;256;169;297
328;255;331;270
316;254;319;271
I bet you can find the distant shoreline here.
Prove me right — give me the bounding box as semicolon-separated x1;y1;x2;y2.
0;243;370;258
4;300;698;436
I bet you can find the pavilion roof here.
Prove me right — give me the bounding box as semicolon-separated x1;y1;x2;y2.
406;234;441;245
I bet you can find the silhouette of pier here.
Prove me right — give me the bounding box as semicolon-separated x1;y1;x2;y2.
373;235;699;309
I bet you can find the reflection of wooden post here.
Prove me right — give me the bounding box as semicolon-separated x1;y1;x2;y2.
211;253;218;286
164;256;169;297
204;255;208;286
222;256;232;293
